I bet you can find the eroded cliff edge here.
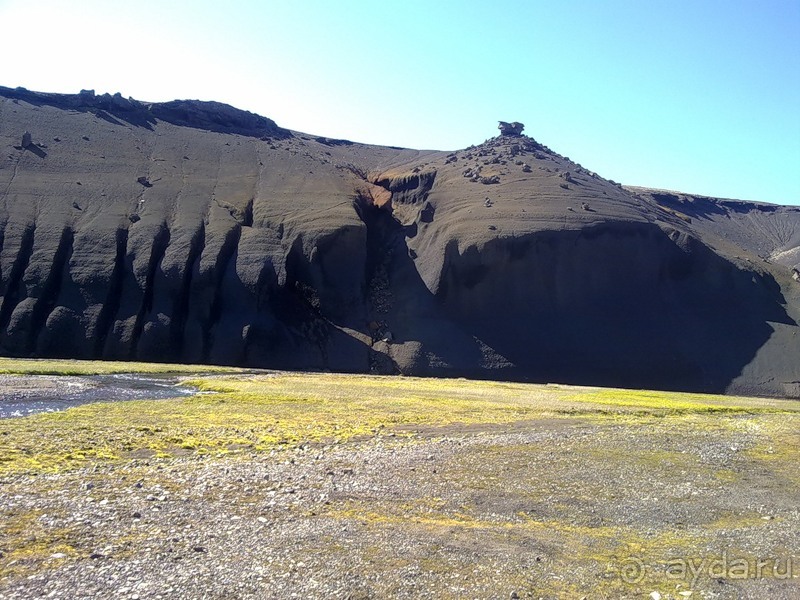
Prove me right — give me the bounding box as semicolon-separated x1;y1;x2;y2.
2;87;799;397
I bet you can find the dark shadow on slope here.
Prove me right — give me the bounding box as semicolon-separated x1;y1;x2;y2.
24;144;47;158
93;228;129;356
436;223;796;393
94;110;126;127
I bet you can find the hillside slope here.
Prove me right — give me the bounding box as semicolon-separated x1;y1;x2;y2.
1;86;799;397
628;186;800;271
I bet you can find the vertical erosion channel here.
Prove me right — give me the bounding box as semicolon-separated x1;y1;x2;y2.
130;224;171;359
29;226;74;354
94;228;129;356
0;225;36;336
353;191;402;374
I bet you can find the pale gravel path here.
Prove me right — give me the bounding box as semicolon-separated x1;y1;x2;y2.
1;417;798;599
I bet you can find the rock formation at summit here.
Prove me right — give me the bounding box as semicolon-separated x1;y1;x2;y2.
498;121;524;136
1;86;799;397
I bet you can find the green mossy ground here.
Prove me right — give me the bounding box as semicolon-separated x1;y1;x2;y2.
0;357;244;376
1;359;798;598
2;364;795;476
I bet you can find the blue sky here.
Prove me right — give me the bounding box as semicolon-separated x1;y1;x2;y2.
1;0;798;204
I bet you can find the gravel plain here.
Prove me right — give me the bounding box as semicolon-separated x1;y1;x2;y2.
1;374;798;599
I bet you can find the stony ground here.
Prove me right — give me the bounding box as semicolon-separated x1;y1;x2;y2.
0;369;798;599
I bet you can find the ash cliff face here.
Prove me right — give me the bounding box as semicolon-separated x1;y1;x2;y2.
1;87;799;397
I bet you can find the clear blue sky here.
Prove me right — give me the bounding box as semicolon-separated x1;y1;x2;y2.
2;0;798;204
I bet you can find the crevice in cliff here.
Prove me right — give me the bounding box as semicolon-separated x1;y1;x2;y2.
129;224;171;359
94;228;129;357
353;191;401;374
0;224;36;334
354;193;393;317
371;170;437;207
202;225;242;361
170;222;206;356
242;198;254;227
29;227;74;354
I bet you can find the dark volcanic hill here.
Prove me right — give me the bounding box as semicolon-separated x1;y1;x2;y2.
2;86;799;397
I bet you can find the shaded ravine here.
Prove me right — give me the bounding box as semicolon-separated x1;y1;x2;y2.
0;373;197;418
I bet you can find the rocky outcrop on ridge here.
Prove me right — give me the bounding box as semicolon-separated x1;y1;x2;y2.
1;87;799;397
1;86;291;139
498;121;524;136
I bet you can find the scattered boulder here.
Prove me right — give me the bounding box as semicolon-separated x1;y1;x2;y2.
369;321;394;344
793;268;799;282
480;175;500;185
498;121;524;136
